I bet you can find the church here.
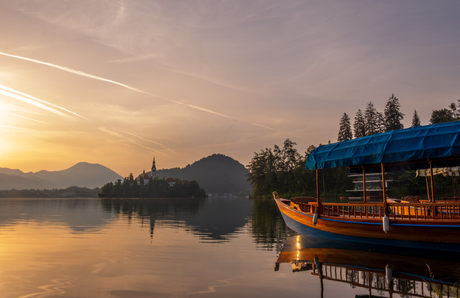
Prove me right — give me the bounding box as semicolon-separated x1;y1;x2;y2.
136;156;156;185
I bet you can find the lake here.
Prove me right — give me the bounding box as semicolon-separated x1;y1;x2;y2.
0;197;459;298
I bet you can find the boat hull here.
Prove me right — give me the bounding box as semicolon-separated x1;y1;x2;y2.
275;198;460;250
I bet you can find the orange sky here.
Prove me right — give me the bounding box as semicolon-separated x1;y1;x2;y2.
1;1;460;177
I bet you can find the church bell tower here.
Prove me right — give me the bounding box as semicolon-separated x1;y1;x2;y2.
151;156;156;179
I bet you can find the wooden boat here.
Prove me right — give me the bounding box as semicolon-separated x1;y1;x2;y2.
274;121;460;248
275;234;460;298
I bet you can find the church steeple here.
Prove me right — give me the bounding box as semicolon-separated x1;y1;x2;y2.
151;155;156;179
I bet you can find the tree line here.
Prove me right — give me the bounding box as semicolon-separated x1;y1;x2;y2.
338;95;460;141
98;176;207;198
247;95;460;199
0;186;100;198
246;139;352;198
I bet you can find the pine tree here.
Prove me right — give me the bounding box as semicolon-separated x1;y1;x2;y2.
364;102;379;136
411;110;421;127
384;94;404;132
456;99;460;119
337;113;353;141
377;112;385;133
430;109;454;124
353;109;366;138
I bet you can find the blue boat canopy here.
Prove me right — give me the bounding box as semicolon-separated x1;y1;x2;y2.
306;121;460;172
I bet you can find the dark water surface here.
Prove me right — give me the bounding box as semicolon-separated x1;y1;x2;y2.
0;197;458;297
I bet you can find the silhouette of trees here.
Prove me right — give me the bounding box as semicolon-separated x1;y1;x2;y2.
411;110;421;127
246;139;351;197
337;113;353;141
98;177;206;198
353;109;366;138
364;102;379;136
384;94;405;131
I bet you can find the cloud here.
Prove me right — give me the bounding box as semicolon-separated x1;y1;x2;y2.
98;127;173;158
9;113;49;125
0;84;87;120
0;124;32;130
98;127;123;138
0;52;274;129
119;130;175;153
0;52;234;116
0;88;68;118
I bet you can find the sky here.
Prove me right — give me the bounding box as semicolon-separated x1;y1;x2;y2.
0;0;459;177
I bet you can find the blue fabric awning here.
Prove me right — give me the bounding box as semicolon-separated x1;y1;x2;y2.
305;121;460;172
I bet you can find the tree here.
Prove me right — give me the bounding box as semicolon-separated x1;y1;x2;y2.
430;108;454;124
377;112;385;133
337;113;353;141
353;109;366;138
384;94;404;132
281;139;301;172
449;102;457;118
364;102;379;136
411;110;421;127
455;99;460;119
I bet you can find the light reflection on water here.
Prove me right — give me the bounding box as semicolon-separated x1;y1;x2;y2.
0;197;457;297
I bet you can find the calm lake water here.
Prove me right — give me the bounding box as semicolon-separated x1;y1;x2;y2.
0;197;459;298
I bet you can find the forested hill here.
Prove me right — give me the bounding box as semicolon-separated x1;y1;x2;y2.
157;154;250;194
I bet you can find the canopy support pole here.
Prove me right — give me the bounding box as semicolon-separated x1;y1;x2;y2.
425;176;431;202
362;166;367;203
429;160;436;203
381;163;388;215
452;176;457;197
316;169;321;214
316;169;320;201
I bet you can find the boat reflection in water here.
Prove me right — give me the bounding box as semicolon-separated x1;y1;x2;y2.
275;234;460;298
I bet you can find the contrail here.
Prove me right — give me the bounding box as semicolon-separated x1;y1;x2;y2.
0;52;274;127
251;122;276;131
0;89;69;118
0;84;87;119
99;127;172;157
120;130;175;152
9;112;49;124
0;124;31;130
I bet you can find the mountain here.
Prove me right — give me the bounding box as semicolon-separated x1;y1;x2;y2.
156;154;250;194
0;162;122;190
0;173;50;189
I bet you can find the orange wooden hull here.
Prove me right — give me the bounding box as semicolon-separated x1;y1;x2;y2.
275;198;460;245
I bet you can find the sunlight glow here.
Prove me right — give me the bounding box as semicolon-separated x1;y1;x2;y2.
0;101;12;125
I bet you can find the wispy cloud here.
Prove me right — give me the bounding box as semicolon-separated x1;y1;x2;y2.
98;127;123;138
251;122;276;131
9;112;49;124
99;127;173;158
0;84;87;120
119;130;175;153
0;52;274;129
0;88;68;118
0;124;31;130
108;54;158;64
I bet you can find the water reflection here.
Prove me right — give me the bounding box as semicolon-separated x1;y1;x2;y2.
250;198;296;251
0;197;281;243
0;197;303;297
276;234;460;298
3;197;452;297
100;197;254;242
0;198;114;232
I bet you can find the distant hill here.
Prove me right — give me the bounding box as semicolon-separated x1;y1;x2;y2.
0;162;122;190
156;154;250;194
